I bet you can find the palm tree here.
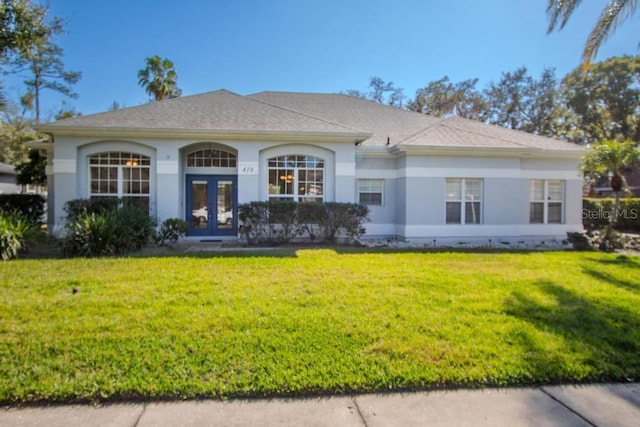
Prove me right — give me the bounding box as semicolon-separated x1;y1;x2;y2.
547;0;638;71
137;55;181;101
582;140;639;250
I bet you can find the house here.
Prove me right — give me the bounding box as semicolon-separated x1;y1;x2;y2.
0;162;20;194
36;90;585;243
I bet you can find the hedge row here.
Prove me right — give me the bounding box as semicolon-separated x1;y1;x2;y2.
238;200;369;245
0;194;45;223
582;198;640;231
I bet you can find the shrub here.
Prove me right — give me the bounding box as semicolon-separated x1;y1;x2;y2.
62;202;155;257
0;213;36;260
155;218;189;246
267;200;303;244
566;232;596;251
319;203;370;244
63;198;119;223
297;202;325;241
239;201;369;245
0;194;45;224
583;198;640;232
238;201;270;245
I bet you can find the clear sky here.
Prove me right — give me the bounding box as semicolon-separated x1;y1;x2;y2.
4;0;638;119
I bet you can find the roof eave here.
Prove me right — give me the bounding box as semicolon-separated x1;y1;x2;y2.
389;144;585;159
35;125;372;143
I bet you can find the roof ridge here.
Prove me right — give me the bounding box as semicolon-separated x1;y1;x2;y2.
443;116;569;147
247;93;370;134
252;91;429;116
42;89;237;125
396;117;446;145
441;117;542;149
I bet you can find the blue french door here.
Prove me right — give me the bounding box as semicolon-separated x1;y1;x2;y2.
186;175;237;236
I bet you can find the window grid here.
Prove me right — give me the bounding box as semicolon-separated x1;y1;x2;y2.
446;178;482;225
187;149;237;168
268;155;324;202
358;179;384;206
89;152;150;212
530;180;564;224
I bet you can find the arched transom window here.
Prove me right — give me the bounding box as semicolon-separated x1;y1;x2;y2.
268;155;324;202
89;152;150;211
187;149;237;168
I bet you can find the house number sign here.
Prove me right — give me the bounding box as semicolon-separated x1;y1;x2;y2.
239;162;258;175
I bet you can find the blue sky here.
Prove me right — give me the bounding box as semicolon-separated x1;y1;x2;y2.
4;0;638;119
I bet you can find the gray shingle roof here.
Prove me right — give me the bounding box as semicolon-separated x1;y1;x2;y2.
249;91;441;147
39;89;583;154
401;117;585;152
40;90;365;135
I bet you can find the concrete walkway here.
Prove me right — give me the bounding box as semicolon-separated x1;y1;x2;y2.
1;383;639;426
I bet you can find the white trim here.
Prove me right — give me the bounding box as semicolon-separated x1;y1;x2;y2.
357;168;581;180
37;126;371;143
356;169;397;179
390;144;585;159
336;162;356;176
400;167;581;180
53;159;76;174
357;179;384;206
157;160;179;174
400;224;583;238
362;223;396;236
445;178;483;225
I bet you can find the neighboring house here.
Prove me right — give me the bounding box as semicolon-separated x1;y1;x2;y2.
36;90;585;243
0;162;20;194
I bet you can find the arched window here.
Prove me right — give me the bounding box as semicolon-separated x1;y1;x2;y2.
89;152;150;211
268;155;324;202
187;149;237;168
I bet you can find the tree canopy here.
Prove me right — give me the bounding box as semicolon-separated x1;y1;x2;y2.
560;55;640;145
406;77;485;119
137;55;182;102
345;55;640;148
11;40;81;123
342;76;404;108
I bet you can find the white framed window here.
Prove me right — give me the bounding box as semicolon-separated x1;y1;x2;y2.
186;149;236;168
446;178;482;224
358;179;383;206
530;179;564;224
268;155;324;202
89;152;150;212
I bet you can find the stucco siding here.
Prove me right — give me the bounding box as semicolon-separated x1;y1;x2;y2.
49;133;584;242
565;179;584;226
406;177;445;225
483;178;524;225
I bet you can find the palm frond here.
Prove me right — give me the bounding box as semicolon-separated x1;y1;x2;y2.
547;0;584;32
583;0;638;69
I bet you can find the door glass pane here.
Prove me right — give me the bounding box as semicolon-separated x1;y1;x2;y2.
191;180;208;229
217;180;233;229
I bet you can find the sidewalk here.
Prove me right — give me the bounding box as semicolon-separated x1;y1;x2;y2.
1;383;638;426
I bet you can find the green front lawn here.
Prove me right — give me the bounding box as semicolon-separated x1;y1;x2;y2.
1;249;639;403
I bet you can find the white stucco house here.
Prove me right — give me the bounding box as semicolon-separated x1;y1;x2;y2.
36;90;585;243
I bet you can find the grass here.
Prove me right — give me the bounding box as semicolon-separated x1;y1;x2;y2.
1;249;639;404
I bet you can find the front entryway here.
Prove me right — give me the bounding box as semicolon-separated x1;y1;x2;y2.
186;175;237;236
